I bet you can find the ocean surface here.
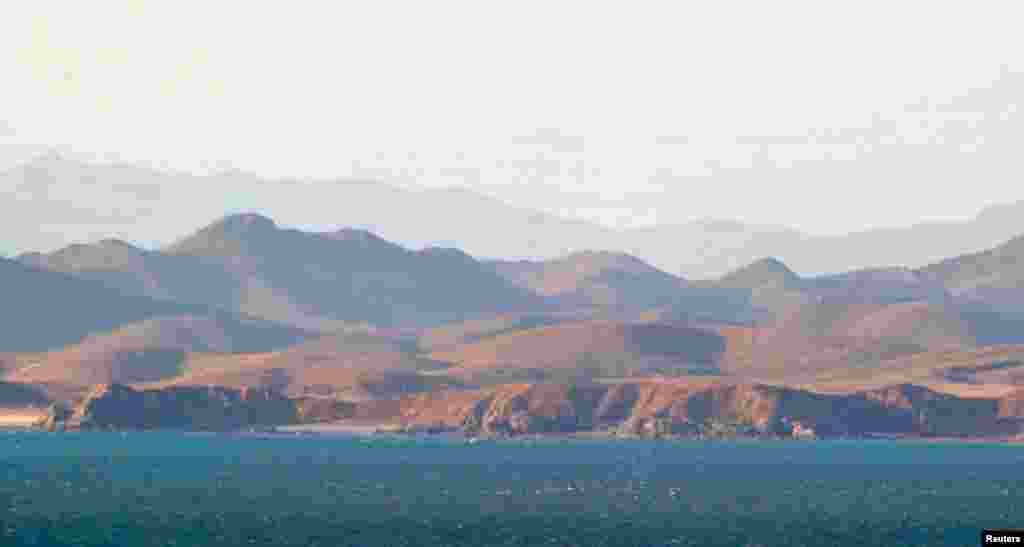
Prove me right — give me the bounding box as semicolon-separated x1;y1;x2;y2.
1;432;1022;546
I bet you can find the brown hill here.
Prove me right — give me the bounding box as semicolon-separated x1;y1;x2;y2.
416;313;564;353
489;251;688;312
911;234;1024;344
919;233;1024;295
141;333;464;401
733;299;974;376
670;257;1020;379
648;297;975;382
5;315;310;385
427;320;726;384
808;267;946;303
800;345;1024;388
698;259;952;324
717;257;801;290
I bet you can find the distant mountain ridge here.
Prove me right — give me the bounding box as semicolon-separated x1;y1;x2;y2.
7;315;310;385
0;257;212;352
18;238;241;310
489;250;689;313
7;154;1024;277
718;257;801;290
20;213;548;331
14;209;1024;340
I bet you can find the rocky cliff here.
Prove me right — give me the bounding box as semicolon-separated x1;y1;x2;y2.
46;383;354;431
36;380;1023;438
0;381;51;408
372;381;1019;438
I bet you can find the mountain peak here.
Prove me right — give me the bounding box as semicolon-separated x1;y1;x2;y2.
165;213;278;255
216;213;277;232
560;250;664;275
194;212;278;241
719;257;800;289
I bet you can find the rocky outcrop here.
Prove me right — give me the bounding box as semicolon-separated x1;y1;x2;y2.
46;383;353;431
379;381;1017;439
0;381;51;408
994;388;1024;434
858;383;1003;437
294;397;357;423
35;380;1020;438
997;388;1024;418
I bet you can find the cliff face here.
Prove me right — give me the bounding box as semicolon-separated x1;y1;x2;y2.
37;380;1022;438
857;384;1003;437
50;384;354;431
0;381;51;408
382;381;1016;438
997;388;1024;415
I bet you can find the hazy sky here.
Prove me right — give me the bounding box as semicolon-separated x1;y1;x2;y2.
1;1;1022;235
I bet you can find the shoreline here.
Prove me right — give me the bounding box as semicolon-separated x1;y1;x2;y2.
0;409;46;428
277;421;403;435
7;424;1023;443
263;421;1024;444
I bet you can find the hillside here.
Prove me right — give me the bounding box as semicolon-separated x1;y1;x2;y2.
140;332;464;401
796;345;1024;389
629;258;1006;383
917;234;1024;316
18;213;548;331
426;320;727;384
717;257;802;290
162;213;546;328
18;238;240;311
360;380;1021;439
415;314;565;353
4;315;310;385
489;251;688;312
6;205;1024;437
0;257;212;352
45;383;354;431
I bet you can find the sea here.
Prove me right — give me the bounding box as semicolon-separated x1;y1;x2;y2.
1;431;1022;546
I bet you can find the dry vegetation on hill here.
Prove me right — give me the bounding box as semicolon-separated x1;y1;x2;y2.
7;213;1024;437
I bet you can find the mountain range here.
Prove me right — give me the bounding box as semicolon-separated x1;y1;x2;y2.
7;154;1024;278
5;198;1024;436
3;211;1024;383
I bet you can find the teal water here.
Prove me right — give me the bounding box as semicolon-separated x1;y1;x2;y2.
1;432;1022;546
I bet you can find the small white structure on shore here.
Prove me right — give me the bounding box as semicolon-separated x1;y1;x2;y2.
791;421;816;439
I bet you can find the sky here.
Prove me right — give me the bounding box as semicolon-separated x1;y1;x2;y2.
1;0;1022;235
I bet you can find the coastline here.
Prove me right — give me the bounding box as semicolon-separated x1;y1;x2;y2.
257;421;1024;444
6;421;1023;443
276;421;403;435
0;408;46;428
